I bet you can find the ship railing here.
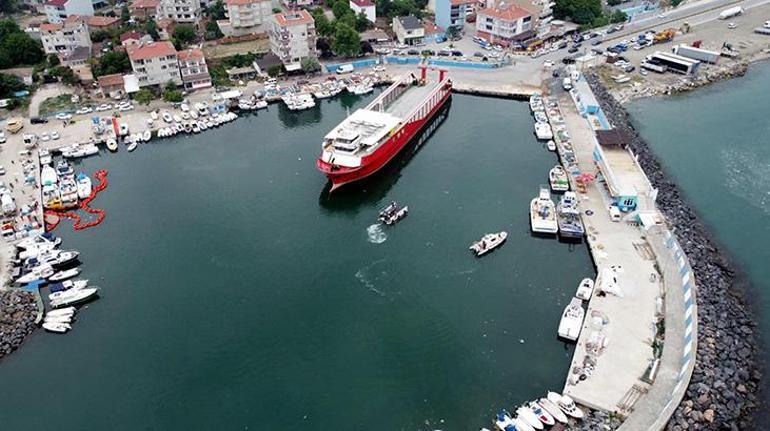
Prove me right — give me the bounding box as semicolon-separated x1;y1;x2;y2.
365;73;411;112
402;77;452;125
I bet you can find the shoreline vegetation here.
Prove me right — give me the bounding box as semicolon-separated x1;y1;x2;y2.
585;71;762;430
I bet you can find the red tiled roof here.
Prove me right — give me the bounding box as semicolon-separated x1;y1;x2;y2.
121;30;143;42
178;48;205;61
451;0;476;5
423;20;444;35
127;41;177;61
274;10;314;27
131;0;159;8
40;22;64;32
224;0;267;5
45;0;68;6
98;73;124;87
350;0;375;7
87;16;120;27
157;18;174;29
478;4;530;21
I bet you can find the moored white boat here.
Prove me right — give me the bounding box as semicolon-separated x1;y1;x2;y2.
44;314;73;324
42;322;71;333
516;406;544;430
527;401;555;426
470;232;507;256
127;141;138;152
76;173;92;199
530;186;558;234
547;392;584;419
46;307;76;317
534;122;553;140
49;267;80;282
576;278;595;300
106;138;118;152
557;298;585;341
538;397;568;423
50;287;99;308
547;140;556;151
549;165;569;192
16;265;54;284
512;417;535;431
142;130;151;142
494;410;514;431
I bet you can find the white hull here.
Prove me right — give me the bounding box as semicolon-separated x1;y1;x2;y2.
576;278;595;301
42;322;71;333
538;398;568;423
558;298;585;341
49;268;80;281
50;287;99;308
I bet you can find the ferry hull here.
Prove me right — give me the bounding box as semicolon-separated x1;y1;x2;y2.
318;83;452;192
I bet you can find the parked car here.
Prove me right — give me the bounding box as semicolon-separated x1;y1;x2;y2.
40;132;50;141
451;50;462;56
473;51;484;57
51;131;60;140
55;113;72;121
438;50;450;56
568;46;579;53
591;39;602;46
407;49;419;55
30;117;48;124
0;132;5;144
624;65;636;73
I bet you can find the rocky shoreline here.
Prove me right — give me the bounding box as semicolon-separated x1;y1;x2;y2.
585;72;762;430
0;290;38;360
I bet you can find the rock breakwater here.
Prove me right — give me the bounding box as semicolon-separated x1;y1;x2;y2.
0;290;38;359
585;72;762;430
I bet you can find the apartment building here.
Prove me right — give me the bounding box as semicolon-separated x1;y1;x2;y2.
349;0;375;23
130;0;160;20
44;0;94;23
392;15;424;45
434;0;475;31
158;0;201;23
177;48;212;90
127;41;182;87
475;3;533;46
40;17;91;56
218;0;272;37
268;10;317;72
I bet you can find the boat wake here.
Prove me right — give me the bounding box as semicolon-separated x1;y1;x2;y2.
355;259;388;296
722;148;770;215
366;224;387;244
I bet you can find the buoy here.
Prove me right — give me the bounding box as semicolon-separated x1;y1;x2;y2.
45;170;109;231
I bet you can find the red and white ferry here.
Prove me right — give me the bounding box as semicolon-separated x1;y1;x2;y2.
316;67;452;191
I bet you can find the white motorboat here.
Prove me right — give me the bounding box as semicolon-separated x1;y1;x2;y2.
127;141;138;152
50;287;99;308
173;114;182;123
527;401;555;426
547;392;584;419
558;192;580;215
558;298;585;341
378;202;408;226
53;250;79;266
180;103;190;112
529;94;544;112
76;173;92;199
547;140;557;151
314;90;333;99
16;265;54;284
190;110;199;119
49;268;80;282
512;417;535;431
19;242;57;260
469;232;507;257
192;123;200;133
39;148;52;166
59;279;89;291
530;186;558;234
534;111;548;123
549;165;569;192
534;122;553;140
538;397;568;423
516;406;544;430
494;410;514;431
46;307;76;317
17;234;61;250
106;138;118;152
576;278;595;300
41;165;58;185
142;130;151;142
162;111;173;123
44;314;72;324
255;100;268;109
42;322;71;333
150;111;159;121
348;84;374;95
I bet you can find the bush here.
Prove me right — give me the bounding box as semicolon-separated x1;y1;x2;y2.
301;56;320;73
162;87;183;103
92;51;131;77
134;88;156;105
267;65;283;77
172;24;196;49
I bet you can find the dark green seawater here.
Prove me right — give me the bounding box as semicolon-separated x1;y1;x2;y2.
628;62;770;394
0;94;594;430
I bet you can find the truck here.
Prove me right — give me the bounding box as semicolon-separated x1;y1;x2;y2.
336;64;354;74
653;28;676;44
641;62;666;73
1;194;15;216
718;6;744;20
672;44;720;64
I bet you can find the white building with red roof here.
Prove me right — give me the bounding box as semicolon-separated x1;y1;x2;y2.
218;0;272;37
127;41;182;87
177;48;212;90
268;10;317;72
44;0;94;23
349;0;375;23
475;2;533;46
40;17;91;57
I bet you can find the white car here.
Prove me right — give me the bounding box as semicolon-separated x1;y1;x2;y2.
118;104;134;111
40;132;50;141
0;166;5;175
96;103;111;111
55;113;72;121
727;22;738;29
543;60;554;68
0;132;5;144
180;103;190;112
373;65;386;72
51;131;60;140
150;111;159;120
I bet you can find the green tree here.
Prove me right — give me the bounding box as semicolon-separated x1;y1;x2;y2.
445;25;460;40
301;56;320;73
267;64;282;77
354;12;370;32
134;88;156;105
57;66;79;85
609;10;627;23
606;0;623;5
206;0;226;20
121;5;131;23
0;72;25;98
93;50;131;77
0;0;19;13
332;22;360;57
47;54;61;68
553;0;602;25
172;24;196;49
332;0;352;19
204;21;223;40
90;29;112;42
145;18;160;40
0;31;44;68
311;8;335;37
162;86;183;103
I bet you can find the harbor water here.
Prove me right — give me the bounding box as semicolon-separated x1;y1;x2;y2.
0;94;594;430
628;62;770;402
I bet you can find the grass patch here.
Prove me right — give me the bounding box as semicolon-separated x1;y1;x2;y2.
39;93;76;116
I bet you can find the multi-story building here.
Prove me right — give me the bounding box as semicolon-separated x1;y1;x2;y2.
392;15;424;45
158;0;201;23
280;0;313;7
40;17;91;57
349;0;375;23
130;0;161;20
85;15;121;31
268;10;316;72
475;3;532;46
44;0;94;23
434;0;475;31
126;41;182;87
177;48;212;90
217;0;272;37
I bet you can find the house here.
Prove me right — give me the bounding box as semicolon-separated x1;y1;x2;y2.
268;10;317;72
44;0;94;23
40;18;91;57
157;17;175;40
97;73;125;98
120;30;152;46
475;3;533;46
423;19;445;44
158;0;201;23
254;52;282;76
177;48;212;90
435;0;475;31
126;41;182;87
130;0;160;20
392;15;424;46
86;15;120;31
62;46;90;66
349;0;375;23
218;0;272;37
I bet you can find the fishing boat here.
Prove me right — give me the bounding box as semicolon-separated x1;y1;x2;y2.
42;322;71;333
378;202;408;226
46;307;76;317
527;401;555;426
576;278;595;300
557;192;584;238
56;160;74;178
538;397;568;423
534;111;548;123
49;267;80;282
50;287;99;308
317;68;452;191
469;232;507;257
530;186;558;234
76;173;92;199
516;406;544;430
534;122;553;140
547;392;585;419
549;165;569;192
529;94;544;112
348;84;374;95
558;298;585;341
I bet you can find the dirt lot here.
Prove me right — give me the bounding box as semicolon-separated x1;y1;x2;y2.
202;39;270;59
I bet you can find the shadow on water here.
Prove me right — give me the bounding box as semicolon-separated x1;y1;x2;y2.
318;99;453;210
276;103;323;128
